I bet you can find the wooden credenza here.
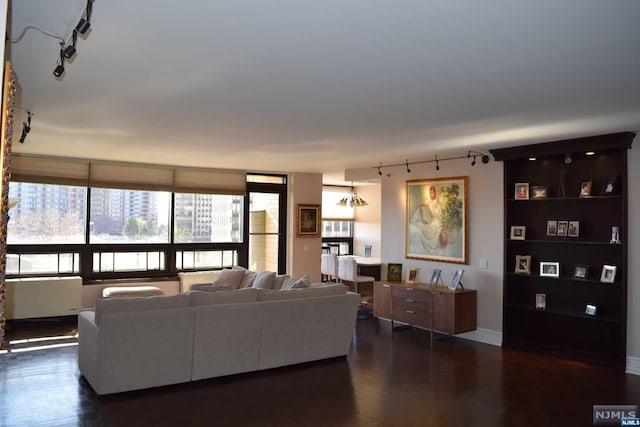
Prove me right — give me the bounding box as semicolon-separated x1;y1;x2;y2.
373;281;477;335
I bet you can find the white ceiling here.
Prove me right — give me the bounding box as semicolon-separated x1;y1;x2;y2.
7;0;640;184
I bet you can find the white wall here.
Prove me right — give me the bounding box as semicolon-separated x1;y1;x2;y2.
353;184;381;257
288;172;323;282
380;158;504;336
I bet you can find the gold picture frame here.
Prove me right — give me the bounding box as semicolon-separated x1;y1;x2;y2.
406;176;468;264
406;267;420;284
296;204;321;237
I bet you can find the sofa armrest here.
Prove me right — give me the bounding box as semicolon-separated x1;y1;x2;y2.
78;311;99;389
178;270;223;292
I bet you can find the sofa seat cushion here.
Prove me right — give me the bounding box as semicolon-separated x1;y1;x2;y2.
189;288;259;306
95;293;190;326
258;284;348;301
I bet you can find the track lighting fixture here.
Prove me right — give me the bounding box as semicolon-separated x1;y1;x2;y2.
63;30;78;59
18;110;33;143
373;150;491;175
76;0;93;34
53;42;65;77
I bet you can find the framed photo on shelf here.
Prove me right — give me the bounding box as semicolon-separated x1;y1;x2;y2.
573;264;589;279
407;267;420;284
557;221;568;237
579;181;592;197
429;269;442;286
515;183;529;200
585;304;597;316
600;265;617;283
602;176;618;195
296;204;321;237
535;293;546;310
568;221;580;237
387;263;403;282
546;220;557;236
515;255;531;274
510;225;526;240
448;269;464;291
540;261;560;278
531;186;548;199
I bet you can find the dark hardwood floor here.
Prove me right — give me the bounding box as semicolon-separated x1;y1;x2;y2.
1;316;639;427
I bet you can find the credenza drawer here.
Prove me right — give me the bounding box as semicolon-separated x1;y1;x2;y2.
391;286;430;301
392;297;430;315
392;301;430;328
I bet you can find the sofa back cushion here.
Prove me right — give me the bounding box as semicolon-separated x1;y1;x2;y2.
95;293;190;326
190;288;259;306
258;284;348;301
272;274;289;290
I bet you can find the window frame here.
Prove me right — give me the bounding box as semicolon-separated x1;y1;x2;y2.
6;174;287;282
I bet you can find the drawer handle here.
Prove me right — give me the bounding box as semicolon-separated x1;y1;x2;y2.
383;284;391;288
406;299;415;303
406;288;415;291
406;310;415;314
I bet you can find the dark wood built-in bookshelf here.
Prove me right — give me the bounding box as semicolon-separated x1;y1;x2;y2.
491;132;635;369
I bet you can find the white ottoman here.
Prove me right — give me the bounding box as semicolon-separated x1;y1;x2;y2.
102;286;165;298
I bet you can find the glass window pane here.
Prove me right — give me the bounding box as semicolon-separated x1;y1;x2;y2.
249;234;279;272
8;182;86;244
246;174;286;184
13;253;78;275
174;193;243;243
89;188;170;244
175;250;237;270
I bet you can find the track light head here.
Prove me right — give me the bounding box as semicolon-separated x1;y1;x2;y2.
63;44;77;59
53;64;65;77
481;154;490;164
471;156;476;166
378;163;382;176
76;18;91;34
406;160;411;173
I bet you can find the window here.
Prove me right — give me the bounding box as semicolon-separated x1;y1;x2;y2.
90;188;170;244
8;182;86;244
7;170;287;281
174;193;243;243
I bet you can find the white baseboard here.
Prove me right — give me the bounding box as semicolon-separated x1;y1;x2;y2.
626;356;640;376
456;328;502;347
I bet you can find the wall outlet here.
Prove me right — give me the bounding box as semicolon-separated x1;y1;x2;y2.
479;259;488;269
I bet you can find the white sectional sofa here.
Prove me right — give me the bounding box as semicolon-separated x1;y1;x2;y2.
78;283;360;395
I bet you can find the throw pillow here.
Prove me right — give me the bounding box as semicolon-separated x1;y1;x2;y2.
212;269;245;289
290;274;311;289
252;270;276;289
282;274;311;290
232;265;258;288
272;274;289;290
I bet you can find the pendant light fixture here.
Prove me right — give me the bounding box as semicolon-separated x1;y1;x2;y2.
336;185;368;208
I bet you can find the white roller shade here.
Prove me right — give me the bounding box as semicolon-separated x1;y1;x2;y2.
322;186;354;220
